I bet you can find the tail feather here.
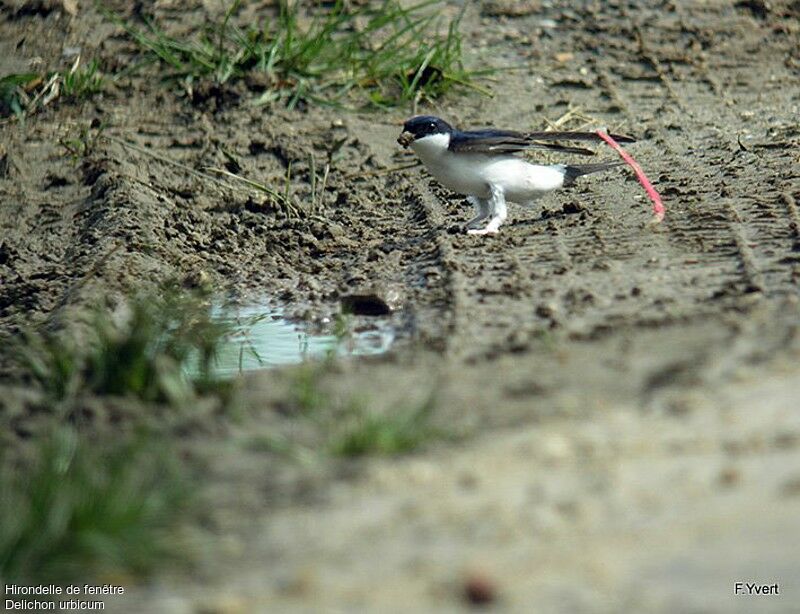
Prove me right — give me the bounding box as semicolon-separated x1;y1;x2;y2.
563;161;624;185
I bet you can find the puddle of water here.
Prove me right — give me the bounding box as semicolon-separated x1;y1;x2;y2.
209;302;394;376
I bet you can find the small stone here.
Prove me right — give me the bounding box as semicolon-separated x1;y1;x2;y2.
463;571;497;606
327;222;345;237
535;302;558;319
718;466;741;488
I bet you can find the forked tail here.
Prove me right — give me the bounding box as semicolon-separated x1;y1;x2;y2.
563;162;625;185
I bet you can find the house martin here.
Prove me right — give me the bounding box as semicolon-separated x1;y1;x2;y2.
398;115;635;234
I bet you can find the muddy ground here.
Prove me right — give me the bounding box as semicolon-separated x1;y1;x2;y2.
1;0;800;612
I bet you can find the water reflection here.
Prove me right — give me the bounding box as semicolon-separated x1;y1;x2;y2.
210;302;394;375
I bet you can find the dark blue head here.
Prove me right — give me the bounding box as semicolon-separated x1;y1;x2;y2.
398;115;454;147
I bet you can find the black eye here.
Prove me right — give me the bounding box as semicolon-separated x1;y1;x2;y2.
429;122;435;129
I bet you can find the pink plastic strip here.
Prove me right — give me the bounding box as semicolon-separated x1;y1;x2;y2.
596;130;665;223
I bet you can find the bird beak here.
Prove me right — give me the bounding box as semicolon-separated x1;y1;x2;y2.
397;131;414;148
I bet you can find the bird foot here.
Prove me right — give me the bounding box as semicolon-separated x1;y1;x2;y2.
465;218;489;231
466;227;499;236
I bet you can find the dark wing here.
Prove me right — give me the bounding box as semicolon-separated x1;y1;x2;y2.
523;131;636;144
449;129;635;156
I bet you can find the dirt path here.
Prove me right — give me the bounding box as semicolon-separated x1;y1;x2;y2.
116;318;800;612
2;0;800;611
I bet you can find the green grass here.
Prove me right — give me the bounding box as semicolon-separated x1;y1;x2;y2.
330;396;441;457
289;363;330;414
0;58;105;120
60;120;107;162
2;288;234;582
0;72;40;118
19;288;234;406
61;58;105;100
260;363;445;458
0;427;191;582
248;395;444;460
115;0;487;108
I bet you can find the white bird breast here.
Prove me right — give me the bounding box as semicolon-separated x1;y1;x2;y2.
410;134;566;203
480;158;565;203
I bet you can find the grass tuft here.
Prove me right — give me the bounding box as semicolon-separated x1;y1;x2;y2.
60;120;107;162
0;58;105;120
115;0;486;108
331;396;441;457
247;364;445;459
0;427;191;582
61;58;105;100
18;288;233;406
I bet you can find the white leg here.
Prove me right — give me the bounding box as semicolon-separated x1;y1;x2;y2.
465;195;490;230
467;184;507;235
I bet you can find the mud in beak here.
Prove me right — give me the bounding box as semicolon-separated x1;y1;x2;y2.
397;131;414;148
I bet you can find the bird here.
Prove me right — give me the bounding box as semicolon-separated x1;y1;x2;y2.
397;115;635;235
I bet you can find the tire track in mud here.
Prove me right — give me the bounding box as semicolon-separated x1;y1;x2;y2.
401;150;800;360
398;180;466;353
75;0;794;366
5;0;798;365
392;1;800;361
0;129;98;322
